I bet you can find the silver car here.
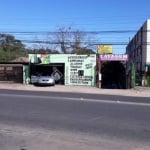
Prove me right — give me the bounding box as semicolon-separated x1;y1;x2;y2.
31;75;55;86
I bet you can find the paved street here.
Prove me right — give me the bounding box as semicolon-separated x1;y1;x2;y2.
0;87;150;150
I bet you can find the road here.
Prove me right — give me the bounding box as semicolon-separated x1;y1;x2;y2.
0;89;150;150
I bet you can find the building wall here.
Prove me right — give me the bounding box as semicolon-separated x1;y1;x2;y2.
29;54;96;86
126;20;150;72
126;19;150;86
141;20;147;71
147;20;150;63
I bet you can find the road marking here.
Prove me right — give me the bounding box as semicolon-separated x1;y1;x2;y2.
0;93;150;106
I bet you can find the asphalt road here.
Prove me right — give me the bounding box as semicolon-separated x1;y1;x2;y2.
0;89;150;150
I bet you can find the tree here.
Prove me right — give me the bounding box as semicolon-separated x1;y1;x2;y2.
51;26;96;54
54;26;72;53
71;47;95;54
0;34;27;61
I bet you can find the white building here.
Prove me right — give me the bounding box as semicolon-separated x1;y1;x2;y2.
126;19;150;86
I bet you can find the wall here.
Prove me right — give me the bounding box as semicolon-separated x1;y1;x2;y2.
23;65;30;84
126;20;150;72
142;21;147;71
147;20;150;63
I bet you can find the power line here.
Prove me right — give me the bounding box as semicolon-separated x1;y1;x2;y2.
20;40;150;46
0;30;140;34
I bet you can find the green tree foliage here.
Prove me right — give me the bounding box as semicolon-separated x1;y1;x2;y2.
0;34;27;62
0;26;96;61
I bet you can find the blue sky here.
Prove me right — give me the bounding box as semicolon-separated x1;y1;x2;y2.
0;0;150;53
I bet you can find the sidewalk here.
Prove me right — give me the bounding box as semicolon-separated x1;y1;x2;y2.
0;83;150;97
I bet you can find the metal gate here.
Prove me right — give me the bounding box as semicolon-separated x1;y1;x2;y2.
0;64;23;83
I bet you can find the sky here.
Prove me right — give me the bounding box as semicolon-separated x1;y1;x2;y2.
0;0;150;54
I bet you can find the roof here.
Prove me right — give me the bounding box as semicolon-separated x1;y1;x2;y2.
11;57;29;63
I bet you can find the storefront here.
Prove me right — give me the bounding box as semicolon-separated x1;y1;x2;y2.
29;54;96;86
96;54;128;89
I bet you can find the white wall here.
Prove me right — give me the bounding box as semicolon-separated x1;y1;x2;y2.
146;20;150;63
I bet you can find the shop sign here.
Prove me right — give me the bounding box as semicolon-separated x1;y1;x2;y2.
99;54;128;61
97;45;112;54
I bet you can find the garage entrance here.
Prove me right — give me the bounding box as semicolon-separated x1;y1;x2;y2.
101;61;126;89
30;63;65;84
97;54;128;89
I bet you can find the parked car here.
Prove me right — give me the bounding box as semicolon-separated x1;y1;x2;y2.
31;75;55;86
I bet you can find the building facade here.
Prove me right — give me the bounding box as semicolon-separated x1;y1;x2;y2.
29;54;96;86
126;19;150;86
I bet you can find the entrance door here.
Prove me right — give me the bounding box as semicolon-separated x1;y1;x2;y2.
30;63;65;84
